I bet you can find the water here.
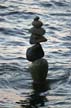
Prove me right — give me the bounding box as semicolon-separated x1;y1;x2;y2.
0;0;71;107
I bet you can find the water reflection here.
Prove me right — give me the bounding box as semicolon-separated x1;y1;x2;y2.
20;80;50;108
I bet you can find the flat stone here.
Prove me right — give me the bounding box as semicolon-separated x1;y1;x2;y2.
26;43;44;62
29;58;48;82
29;27;45;36
30;34;47;44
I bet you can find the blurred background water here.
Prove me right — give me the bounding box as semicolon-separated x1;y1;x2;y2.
0;0;71;107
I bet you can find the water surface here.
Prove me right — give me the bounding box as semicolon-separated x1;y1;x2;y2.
0;0;71;107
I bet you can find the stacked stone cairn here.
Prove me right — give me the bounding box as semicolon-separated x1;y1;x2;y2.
26;16;48;92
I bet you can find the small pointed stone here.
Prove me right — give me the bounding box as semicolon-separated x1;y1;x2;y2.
29;27;45;36
26;43;44;62
34;16;39;21
30;34;47;44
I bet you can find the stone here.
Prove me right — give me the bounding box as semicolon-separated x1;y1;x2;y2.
34;16;40;21
26;43;44;62
30;34;47;44
29;58;48;82
29;27;45;36
32;16;43;28
32;80;49;93
32;20;43;28
29;16;47;44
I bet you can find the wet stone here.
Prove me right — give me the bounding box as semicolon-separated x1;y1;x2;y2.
26;43;44;62
29;27;45;36
34;16;39;21
29;58;48;82
30;34;47;44
32;20;43;28
32;16;43;28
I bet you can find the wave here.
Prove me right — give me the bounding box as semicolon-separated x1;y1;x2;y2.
0;27;25;36
61;36;71;41
39;0;69;8
0;61;70;89
0;10;36;16
50;13;71;16
52;1;69;6
40;1;53;7
0;5;7;9
0;63;30;88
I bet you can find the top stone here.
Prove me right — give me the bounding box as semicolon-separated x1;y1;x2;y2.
34;16;39;21
32;16;43;28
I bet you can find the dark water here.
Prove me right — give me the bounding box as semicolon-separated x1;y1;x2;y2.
0;0;71;107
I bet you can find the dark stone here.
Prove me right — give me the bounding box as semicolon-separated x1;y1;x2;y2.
34;16;39;21
32;80;49;93
29;58;48;81
32;16;43;28
32;20;43;28
29;27;45;36
26;43;44;62
30;34;47;44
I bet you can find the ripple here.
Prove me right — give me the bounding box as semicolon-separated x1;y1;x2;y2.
0;5;7;9
0;27;25;36
61;36;71;41
48;26;61;31
0;10;36;16
7;41;26;46
40;1;53;7
52;1;68;6
50;12;71;16
0;18;5;21
0;63;30;89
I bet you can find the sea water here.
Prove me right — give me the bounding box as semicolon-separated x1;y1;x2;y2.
0;0;71;107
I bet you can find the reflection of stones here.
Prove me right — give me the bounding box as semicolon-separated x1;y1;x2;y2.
32;80;49;93
29;58;48;82
30;34;47;44
26;43;44;62
20;92;48;108
29;93;47;107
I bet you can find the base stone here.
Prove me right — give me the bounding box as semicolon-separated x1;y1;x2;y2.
29;58;48;82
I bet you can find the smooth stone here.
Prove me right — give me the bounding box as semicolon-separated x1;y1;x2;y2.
32;80;49;93
34;16;40;21
32;20;43;28
30;34;47;44
26;43;44;62
29;58;48;82
29;27;45;36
